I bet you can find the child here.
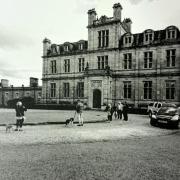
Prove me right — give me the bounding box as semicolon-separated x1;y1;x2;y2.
106;103;112;121
15;101;27;131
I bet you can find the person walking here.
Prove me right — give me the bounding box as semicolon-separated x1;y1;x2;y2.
123;101;129;121
15;101;27;131
76;100;84;126
117;102;123;120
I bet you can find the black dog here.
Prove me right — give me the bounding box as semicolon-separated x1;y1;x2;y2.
65;118;74;126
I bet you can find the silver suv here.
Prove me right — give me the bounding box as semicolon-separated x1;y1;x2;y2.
147;102;162;117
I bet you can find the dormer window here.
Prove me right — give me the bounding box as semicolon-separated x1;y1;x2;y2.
167;29;176;39
144;30;154;44
145;33;153;42
123;34;133;47
79;43;83;50
64;45;69;51
125;36;131;44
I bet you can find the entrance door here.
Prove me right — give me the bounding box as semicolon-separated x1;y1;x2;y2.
93;89;101;108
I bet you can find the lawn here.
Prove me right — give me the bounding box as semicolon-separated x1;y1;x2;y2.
0;108;107;125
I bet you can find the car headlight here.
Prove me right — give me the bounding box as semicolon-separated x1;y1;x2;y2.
152;114;157;119
171;115;179;121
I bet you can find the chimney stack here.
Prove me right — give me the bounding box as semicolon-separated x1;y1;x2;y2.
113;3;123;21
43;38;51;56
87;8;97;26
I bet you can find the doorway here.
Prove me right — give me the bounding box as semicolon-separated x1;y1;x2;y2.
93;89;101;108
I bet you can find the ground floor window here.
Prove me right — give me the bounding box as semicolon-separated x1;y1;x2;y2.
77;82;84;98
50;83;56;98
123;81;131;99
144;81;152;99
166;81;175;99
63;83;70;98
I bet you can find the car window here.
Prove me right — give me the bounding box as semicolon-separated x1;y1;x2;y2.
154;103;158;107
149;103;153;106
158;104;162;108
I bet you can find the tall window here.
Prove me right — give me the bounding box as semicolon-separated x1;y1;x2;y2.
64;59;70;72
124;53;132;69
97;56;108;70
77;82;84;98
98;30;109;48
144;81;152;99
166;49;176;67
50;83;56;98
166;81;175;99
144;52;153;69
124;82;131;99
63;83;70;97
78;58;85;72
51;60;57;74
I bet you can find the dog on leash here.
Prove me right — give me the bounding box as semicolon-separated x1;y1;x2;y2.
65;118;74;126
6;124;13;133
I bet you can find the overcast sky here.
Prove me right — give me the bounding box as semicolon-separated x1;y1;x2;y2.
0;0;179;87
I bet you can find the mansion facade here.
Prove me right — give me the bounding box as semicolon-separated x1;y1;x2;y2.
41;3;180;108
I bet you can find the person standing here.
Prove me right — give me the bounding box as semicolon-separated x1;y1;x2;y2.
15;101;27;131
117;102;123;120
112;103;118;119
123;101;128;121
76;100;84;126
106;103;113;121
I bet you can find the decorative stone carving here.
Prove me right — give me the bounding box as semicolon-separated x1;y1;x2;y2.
91;80;102;88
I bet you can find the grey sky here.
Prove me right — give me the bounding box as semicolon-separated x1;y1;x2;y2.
0;0;179;86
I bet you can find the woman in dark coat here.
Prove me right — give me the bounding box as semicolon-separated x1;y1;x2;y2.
123;101;129;121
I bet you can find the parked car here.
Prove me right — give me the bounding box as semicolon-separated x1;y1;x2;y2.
150;103;179;128
147;102;162;117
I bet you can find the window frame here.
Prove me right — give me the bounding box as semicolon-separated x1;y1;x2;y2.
166;81;175;100
50;83;56;98
143;81;152;100
64;59;70;73
144;51;153;69
123;81;132;99
98;30;109;48
123;53;132;69
97;55;108;70
166;49;176;67
77;82;84;98
50;60;57;74
63;83;70;98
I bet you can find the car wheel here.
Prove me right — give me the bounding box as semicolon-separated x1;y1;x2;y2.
150;118;157;126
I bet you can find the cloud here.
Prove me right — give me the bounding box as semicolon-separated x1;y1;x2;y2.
128;0;158;5
0;26;34;50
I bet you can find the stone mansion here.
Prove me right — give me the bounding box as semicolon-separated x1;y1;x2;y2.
41;3;180;108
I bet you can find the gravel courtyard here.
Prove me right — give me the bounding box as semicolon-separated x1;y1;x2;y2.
0;109;179;180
